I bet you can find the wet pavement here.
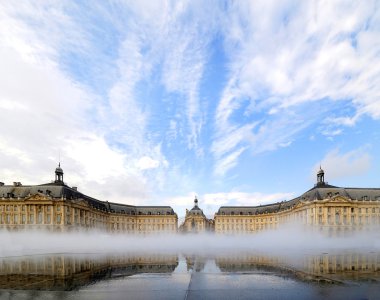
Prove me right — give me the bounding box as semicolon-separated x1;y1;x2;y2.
0;253;379;300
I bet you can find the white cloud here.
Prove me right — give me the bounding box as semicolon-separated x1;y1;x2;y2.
213;147;247;177
136;156;160;170
212;0;380;176
203;191;294;207
166;193;198;207
1;1;379;208
0;3;154;204
315;147;371;181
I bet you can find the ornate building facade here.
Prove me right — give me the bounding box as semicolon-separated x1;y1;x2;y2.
0;165;178;233
1;165;379;235
179;197;214;233
214;168;380;234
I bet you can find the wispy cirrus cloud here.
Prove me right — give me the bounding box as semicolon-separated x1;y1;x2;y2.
0;1;221;205
211;0;380;176
1;1;379;214
0;2;157;204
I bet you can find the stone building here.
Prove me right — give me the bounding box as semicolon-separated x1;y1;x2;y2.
0;164;177;233
179;197;214;233
214;168;380;234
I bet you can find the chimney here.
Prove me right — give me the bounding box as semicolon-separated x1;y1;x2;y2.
0;182;4;186
72;187;77;191
13;182;22;187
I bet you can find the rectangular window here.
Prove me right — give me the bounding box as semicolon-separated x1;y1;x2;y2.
14;206;18;212
30;214;34;223
57;215;61;224
351;215;355;225
6;215;10;224
57;206;61;212
22;215;26;224
38;212;42;224
14;215;18;224
47;214;51;224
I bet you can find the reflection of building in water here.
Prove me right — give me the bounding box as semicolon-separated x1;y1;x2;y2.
215;253;380;281
216;255;283;273
214;168;380;234
0;164;178;233
304;253;380;280
179;197;214;233
0;255;178;290
185;255;206;272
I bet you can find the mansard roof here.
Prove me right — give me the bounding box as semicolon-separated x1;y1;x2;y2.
0;182;109;211
216;184;380;216
301;184;380;201
0;183;176;215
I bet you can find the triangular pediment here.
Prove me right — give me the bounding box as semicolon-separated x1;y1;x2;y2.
24;193;51;201
322;195;351;203
294;201;305;209
71;198;91;208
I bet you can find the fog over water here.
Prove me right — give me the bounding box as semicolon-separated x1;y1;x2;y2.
1;224;379;258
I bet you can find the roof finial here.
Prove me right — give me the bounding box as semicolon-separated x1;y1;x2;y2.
317;165;325;185
194;195;198;207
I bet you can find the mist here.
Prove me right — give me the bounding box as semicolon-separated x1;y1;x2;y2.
1;224;379;258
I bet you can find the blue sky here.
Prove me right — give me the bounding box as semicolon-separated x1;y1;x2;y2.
0;1;379;217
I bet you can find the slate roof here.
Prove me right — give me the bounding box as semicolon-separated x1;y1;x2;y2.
0;182;176;215
216;183;380;216
187;206;205;217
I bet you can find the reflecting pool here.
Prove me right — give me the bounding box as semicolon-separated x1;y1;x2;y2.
0;251;379;299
